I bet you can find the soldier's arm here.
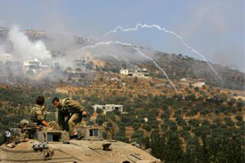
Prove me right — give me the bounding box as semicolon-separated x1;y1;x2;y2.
41;120;49;127
66;99;85;112
36;110;49;127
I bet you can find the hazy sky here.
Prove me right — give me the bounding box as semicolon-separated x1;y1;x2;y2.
0;0;244;72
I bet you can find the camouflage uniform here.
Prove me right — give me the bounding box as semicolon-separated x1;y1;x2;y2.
30;104;46;125
57;98;85;136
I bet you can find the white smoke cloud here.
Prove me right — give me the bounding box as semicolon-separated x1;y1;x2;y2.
8;26;51;61
0;45;6;54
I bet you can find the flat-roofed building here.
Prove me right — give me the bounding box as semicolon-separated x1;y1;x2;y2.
180;78;205;87
93;104;124;114
0;54;12;64
120;68;149;78
23;59;48;75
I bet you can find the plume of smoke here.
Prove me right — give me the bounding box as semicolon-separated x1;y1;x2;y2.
108;53;134;67
101;23;222;80
52;57;74;70
77;41;178;93
0;26;62;85
0;45;6;54
8;26;51;61
0;45;6;62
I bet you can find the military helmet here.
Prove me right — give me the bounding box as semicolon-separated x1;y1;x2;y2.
19;119;30;125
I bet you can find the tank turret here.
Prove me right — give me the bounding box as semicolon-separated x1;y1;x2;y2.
0;122;161;163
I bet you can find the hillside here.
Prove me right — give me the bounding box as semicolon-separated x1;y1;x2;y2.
0;72;244;162
0;27;244;91
95;48;244;90
0;28;244;162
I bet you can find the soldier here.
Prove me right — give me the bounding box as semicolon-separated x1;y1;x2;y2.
30;96;49;127
52;97;87;136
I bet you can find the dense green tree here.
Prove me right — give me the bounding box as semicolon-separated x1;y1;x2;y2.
96;108;103;114
150;130;165;160
194;87;199;92
164;131;184;163
96;115;104;126
228;98;237;107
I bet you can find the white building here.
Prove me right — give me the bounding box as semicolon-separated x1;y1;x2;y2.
193;79;205;87
120;69;134;76
93;104;124;114
134;68;150;78
73;58;86;69
120;68;149;78
23;59;48;74
180;78;205;87
0;54;12;64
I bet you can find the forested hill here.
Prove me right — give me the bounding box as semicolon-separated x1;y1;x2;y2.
0;78;244;162
152;51;244;90
0;27;244;90
97;49;244;90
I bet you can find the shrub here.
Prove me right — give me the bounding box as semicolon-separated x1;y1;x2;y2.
194;87;199;92
96;108;103;114
235;115;243;121
96;115;104;126
143;124;152;132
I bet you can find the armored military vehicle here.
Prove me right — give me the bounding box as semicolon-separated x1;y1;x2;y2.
0;121;161;163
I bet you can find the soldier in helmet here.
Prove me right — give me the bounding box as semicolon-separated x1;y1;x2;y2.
52;97;87;136
30;96;49;127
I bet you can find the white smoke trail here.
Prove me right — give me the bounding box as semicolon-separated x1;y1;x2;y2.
108;53;134;67
134;48;178;92
77;41;178;93
156;83;171;88
101;23;222;80
109;53;122;61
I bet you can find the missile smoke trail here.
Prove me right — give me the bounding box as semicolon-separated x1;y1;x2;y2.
101;23;222;80
109;54;123;62
108;54;134;67
134;48;178;93
77;41;178;93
